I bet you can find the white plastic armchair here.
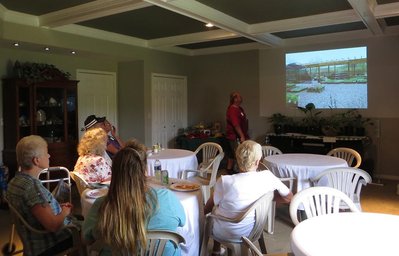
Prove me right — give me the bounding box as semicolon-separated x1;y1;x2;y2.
70;171;90;196
327;147;362;168
265;176;295;234
289;186;360;226
200;191;274;256
89;230;185;256
310;167;372;210
182;152;224;204
261;145;282;158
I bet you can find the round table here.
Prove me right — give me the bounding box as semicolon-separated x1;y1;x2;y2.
147;149;198;178
264;153;348;192
81;177;203;256
291;212;399;256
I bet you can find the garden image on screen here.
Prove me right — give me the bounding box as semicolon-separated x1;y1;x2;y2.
286;46;367;109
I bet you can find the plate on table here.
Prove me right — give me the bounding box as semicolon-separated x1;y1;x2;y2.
86;189;108;199
169;182;200;192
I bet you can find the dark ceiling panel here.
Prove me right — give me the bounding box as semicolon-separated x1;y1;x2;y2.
273;22;366;39
78;6;216;39
385;16;399;26
0;0;93;15
197;0;352;24
179;37;254;50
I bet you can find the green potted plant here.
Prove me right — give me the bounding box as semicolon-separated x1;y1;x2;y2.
298;103;322;135
268;113;288;134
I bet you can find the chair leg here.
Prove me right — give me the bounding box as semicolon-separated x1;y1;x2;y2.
266;201;276;234
258;233;267;254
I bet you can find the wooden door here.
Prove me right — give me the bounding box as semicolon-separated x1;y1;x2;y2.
151;74;187;148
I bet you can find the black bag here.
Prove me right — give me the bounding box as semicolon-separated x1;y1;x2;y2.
52;179;71;203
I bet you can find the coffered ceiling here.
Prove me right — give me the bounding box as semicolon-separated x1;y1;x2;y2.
1;0;399;55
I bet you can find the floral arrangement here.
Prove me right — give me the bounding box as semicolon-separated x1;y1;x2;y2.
13;61;71;83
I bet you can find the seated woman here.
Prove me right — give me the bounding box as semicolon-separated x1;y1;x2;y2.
6;135;74;256
204;140;293;255
82;140;186;255
74;127;112;183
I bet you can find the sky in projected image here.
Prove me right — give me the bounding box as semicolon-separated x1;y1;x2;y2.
286;46;367;109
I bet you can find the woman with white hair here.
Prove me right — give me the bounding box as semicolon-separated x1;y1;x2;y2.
204;140;293;255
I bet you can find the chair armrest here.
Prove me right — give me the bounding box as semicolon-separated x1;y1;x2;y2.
181;169;202;179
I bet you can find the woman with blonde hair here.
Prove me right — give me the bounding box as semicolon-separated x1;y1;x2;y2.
74;127;111;183
82;140;186;255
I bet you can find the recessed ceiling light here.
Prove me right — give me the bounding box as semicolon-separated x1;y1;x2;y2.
44;47;50;51
71;51;76;55
205;23;214;28
13;42;19;47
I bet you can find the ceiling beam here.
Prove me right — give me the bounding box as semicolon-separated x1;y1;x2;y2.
148;29;237;47
144;0;282;46
40;0;151;27
374;2;399;18
347;0;383;35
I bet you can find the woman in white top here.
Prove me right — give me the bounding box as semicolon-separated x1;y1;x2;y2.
204;140;293;255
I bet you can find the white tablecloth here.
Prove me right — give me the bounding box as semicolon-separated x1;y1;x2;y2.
264;153;348;192
147;149;198;178
291;212;399;256
81;177;204;256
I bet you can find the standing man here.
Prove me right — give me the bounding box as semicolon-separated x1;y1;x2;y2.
225;91;249;174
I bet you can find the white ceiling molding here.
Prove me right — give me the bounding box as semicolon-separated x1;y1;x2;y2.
347;0;383;35
148;29;237;47
2;9;39;27
40;0;152;27
144;0;282;46
249;10;359;34
374;2;399;18
190;42;262;56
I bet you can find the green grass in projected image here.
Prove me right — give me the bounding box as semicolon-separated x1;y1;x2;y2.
286;46;367;109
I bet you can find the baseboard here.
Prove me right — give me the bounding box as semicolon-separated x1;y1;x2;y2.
374;174;399;181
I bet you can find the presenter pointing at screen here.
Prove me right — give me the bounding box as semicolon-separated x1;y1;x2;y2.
225;91;249;174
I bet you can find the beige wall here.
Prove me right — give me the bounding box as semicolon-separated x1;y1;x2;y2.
1;19;398;179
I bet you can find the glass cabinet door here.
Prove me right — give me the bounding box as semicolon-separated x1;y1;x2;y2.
35;87;65;143
18;85;32;138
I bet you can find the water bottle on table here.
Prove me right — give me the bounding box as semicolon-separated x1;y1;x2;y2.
154;159;162;182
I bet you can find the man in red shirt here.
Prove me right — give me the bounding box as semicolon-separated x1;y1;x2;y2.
226;91;249;174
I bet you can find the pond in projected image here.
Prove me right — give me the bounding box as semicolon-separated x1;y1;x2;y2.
296;83;367;108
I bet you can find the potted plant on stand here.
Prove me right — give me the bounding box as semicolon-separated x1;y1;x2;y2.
298;103;322;135
268;113;288;134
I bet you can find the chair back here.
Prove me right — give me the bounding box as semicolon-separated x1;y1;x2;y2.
70;171;90;195
311;167;371;210
194;142;223;176
201;191;273;256
207;152;225;188
6;199;81;256
327;147;361;168
261;145;282;158
37;166;72;202
289;186;360;226
140;230;185;256
90;230;185;256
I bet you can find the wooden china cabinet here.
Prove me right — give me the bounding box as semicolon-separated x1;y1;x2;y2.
2;78;79;178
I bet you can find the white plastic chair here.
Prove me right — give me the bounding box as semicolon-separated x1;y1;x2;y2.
261;145;282;158
241;236;263;256
327;147;362;168
194;142;223;176
265;176;295;235
89;230;185;256
182;152;224;204
310;167;372;210
4;198;83;256
200;191;274;256
70;171;90;196
289;186;360;226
